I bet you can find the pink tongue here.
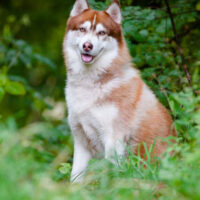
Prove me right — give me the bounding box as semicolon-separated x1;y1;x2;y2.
82;54;93;63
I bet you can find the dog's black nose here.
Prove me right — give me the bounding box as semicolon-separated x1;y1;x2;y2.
83;42;93;52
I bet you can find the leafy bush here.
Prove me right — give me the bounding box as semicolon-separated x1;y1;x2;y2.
0;26;59;126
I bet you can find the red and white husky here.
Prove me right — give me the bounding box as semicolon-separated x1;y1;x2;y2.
63;0;175;182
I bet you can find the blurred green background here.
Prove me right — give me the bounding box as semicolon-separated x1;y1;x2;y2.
0;0;200;199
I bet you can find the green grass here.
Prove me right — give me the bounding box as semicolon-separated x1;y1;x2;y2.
0;87;200;200
0;130;199;200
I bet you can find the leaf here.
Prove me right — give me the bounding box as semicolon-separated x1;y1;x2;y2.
0;87;5;101
196;3;200;11
139;29;149;37
34;54;56;70
5;81;26;95
0;74;7;86
19;54;31;68
58;163;71;175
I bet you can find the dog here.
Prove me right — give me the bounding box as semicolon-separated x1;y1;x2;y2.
63;0;175;182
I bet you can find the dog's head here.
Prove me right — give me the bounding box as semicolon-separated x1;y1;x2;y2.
64;0;123;70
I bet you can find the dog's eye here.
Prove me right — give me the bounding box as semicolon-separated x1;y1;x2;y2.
79;27;86;32
98;31;106;36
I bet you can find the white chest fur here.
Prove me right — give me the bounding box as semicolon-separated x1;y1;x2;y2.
66;76;118;158
66;66;137;150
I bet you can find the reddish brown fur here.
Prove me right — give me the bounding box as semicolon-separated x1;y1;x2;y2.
106;77;143;125
67;9;123;45
133;102;175;158
98;66;175;158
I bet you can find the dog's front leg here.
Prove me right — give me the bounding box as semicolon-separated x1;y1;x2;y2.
71;135;92;183
104;135;125;164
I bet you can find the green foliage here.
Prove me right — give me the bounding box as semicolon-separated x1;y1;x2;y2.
122;2;200;104
0;25;59;125
169;88;200;141
0;0;200;199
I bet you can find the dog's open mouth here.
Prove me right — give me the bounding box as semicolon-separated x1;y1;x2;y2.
81;53;94;63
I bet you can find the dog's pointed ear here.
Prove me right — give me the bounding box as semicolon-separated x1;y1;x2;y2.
70;0;89;17
106;0;121;24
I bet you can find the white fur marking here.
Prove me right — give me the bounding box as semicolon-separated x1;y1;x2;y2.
96;23;106;33
71;135;92;182
81;21;91;31
92;14;97;28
